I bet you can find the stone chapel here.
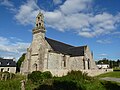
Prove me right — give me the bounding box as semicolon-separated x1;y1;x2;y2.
20;12;97;76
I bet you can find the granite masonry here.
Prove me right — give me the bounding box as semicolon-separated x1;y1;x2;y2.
20;12;104;76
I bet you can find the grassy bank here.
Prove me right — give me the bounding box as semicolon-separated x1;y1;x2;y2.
97;71;120;78
0;74;25;90
0;71;120;90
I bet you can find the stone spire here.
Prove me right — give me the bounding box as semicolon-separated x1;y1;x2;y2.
32;12;46;34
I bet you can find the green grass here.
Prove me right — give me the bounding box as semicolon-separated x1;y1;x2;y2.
97;71;120;78
0;71;120;90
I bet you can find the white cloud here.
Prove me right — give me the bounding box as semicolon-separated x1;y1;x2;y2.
0;36;30;60
53;0;62;5
79;32;94;38
60;0;92;14
99;53;108;56
14;0;120;38
0;0;13;7
0;0;17;12
96;39;112;44
15;0;39;25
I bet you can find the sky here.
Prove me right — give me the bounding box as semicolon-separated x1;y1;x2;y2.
0;0;120;61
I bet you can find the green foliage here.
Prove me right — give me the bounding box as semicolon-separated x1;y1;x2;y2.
66;70;93;82
28;71;42;84
35;71;104;90
96;58;120;68
16;53;25;72
101;81;120;90
28;71;52;84
41;71;52;79
0;74;25;90
53;80;81;90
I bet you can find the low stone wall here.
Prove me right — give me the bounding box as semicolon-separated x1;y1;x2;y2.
82;69;113;76
44;69;69;77
44;69;113;77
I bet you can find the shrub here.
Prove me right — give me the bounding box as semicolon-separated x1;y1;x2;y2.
28;71;42;83
41;71;52;79
53;80;81;90
66;70;93;82
28;71;52;84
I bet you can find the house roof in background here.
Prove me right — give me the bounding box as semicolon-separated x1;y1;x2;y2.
0;58;16;67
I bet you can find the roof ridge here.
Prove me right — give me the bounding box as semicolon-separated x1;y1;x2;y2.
45;37;74;47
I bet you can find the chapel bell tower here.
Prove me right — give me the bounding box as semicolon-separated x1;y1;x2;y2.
32;12;46;37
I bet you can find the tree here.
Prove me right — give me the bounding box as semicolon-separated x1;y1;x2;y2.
16;53;26;72
117;59;120;67
97;58;109;64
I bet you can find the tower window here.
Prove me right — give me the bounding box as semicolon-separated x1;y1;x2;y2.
39;23;41;26
36;24;38;27
38;17;40;20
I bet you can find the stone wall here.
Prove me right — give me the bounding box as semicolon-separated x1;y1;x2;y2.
68;56;84;70
85;46;98;69
47;52;63;69
44;69;69;77
81;69;113;76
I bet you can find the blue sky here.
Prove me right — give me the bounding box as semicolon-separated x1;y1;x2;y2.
0;0;120;61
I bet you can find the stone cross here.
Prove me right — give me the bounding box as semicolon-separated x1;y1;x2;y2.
21;80;25;90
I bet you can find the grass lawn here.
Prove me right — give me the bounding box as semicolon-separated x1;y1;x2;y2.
97;71;120;78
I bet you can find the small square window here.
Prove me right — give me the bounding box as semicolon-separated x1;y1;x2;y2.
7;62;9;65
0;62;2;65
38;17;40;20
7;68;9;71
1;68;4;72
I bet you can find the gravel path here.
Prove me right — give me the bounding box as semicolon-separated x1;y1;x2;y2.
100;77;120;83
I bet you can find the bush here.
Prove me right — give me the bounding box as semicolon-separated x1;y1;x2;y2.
28;71;52;84
41;71;52;79
101;81;120;90
28;71;42;83
53;80;83;90
66;70;93;82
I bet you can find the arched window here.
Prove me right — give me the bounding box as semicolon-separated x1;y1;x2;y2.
63;55;66;67
33;63;37;71
36;24;38;27
88;59;90;69
38;17;40;20
83;59;85;69
39;23;41;27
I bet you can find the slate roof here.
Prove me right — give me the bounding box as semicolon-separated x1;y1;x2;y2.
45;37;87;57
0;58;16;67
